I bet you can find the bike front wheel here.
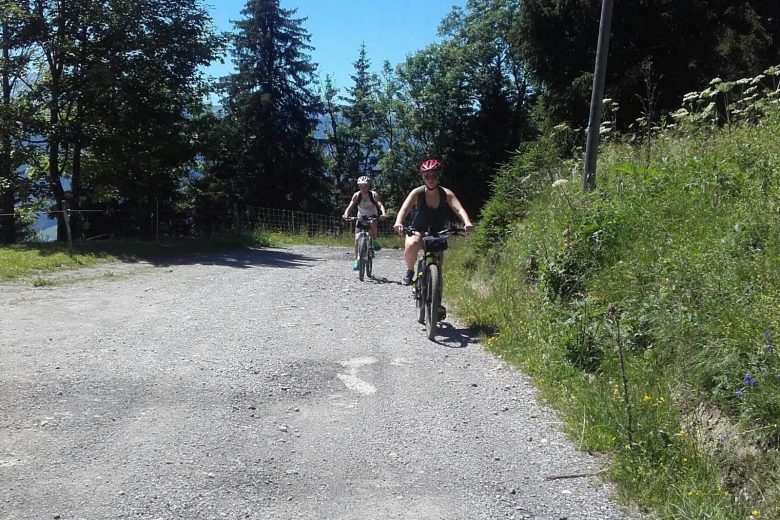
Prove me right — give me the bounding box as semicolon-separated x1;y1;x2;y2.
416;261;425;324
358;235;368;281
366;245;373;278
425;263;441;340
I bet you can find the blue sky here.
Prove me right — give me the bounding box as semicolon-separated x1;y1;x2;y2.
204;0;465;90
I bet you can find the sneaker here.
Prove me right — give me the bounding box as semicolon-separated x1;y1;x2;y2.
352;260;359;271
372;241;381;251
402;270;414;286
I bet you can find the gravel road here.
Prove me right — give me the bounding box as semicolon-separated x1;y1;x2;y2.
1;245;640;520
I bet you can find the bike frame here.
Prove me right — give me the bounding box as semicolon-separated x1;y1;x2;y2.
348;216;377;280
406;226;463;339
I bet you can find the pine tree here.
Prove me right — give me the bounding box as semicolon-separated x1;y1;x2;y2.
341;44;381;186
219;0;327;211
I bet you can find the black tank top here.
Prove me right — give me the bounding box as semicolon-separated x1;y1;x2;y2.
411;186;448;232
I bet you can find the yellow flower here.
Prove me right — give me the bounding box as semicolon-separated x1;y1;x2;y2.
643;394;652;402
751;510;761;517
677;430;688;437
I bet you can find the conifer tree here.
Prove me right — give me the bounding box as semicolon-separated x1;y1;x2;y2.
341;44;381;187
218;0;327;211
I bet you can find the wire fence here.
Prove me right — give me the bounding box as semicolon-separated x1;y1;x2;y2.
2;203;397;245
239;206;396;238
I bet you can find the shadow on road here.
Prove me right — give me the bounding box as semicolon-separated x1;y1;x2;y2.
148;247;317;269
432;322;481;349
364;275;398;285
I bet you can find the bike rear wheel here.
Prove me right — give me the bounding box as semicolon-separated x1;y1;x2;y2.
425;263;440;340
366;246;373;278
358;235;368;281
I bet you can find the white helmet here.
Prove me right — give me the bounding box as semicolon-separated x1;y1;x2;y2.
357;176;370;186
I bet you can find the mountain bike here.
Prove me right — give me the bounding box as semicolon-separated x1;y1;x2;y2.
404;225;465;340
346;215;379;281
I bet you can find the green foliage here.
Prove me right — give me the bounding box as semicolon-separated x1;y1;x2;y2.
391;0;534;214
474;137;560;254
515;0;780;131
448;86;780;516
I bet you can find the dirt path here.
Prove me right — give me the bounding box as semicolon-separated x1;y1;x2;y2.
1;246;639;519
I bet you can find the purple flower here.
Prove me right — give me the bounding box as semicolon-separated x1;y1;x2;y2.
767;342;775;353
742;374;758;387
736;390;745;398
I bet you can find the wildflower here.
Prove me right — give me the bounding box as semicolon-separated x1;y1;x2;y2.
736;390;746;398
709;77;723;85
751;509;761;517
743;374;758;387
676;430;688;437
643;394;652;403
751;74;766;85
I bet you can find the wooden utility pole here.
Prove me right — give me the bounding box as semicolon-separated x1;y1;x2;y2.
583;0;615;192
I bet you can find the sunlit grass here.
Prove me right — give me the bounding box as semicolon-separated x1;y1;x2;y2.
447;106;780;517
267;231;405;250
0;232;272;281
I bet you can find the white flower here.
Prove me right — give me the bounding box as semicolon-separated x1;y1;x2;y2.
709;77;723;85
751;74;766;85
552;179;569;188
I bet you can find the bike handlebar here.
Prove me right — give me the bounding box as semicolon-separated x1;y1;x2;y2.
344;215;382;222
402;225;466;237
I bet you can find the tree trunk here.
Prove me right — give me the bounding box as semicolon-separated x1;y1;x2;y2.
71;89;85;240
0;18;16;243
49;82;67;242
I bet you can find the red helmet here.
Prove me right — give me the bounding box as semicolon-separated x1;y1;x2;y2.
420;159;442;173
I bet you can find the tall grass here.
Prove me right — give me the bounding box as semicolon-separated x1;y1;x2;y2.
447;100;780;517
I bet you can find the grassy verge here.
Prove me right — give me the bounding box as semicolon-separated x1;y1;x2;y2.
0;231;273;282
447;106;780;518
0;229;404;283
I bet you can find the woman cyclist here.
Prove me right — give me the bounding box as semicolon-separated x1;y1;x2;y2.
343;176;387;270
393;160;474;285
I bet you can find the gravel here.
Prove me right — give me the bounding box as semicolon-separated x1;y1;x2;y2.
1;245;642;519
